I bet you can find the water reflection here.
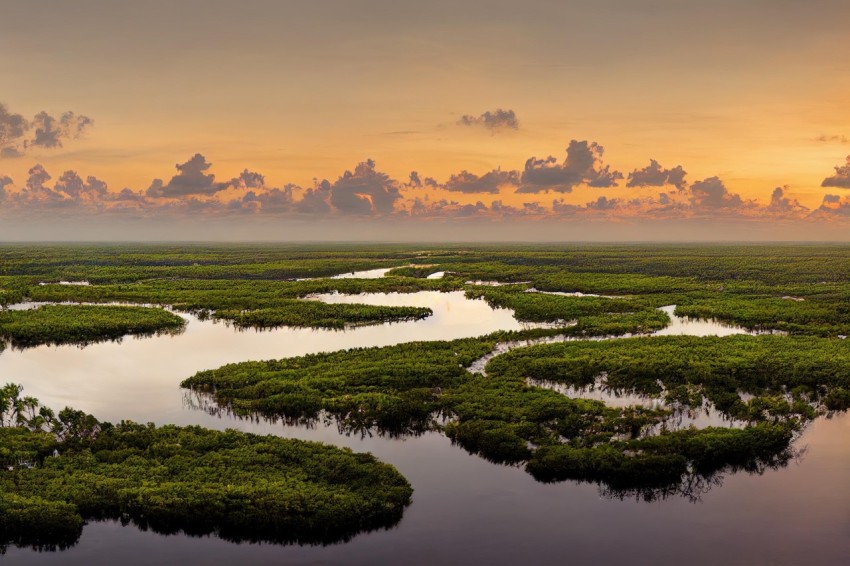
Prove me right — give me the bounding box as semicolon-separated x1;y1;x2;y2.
2;290;849;563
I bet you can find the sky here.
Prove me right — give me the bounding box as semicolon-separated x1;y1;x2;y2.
2;0;850;241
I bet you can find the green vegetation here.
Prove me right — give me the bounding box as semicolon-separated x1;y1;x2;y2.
0;305;185;347
4;243;850;506
8;243;850;336
217;301;431;329
183;338;499;435
486;335;850;421
0;385;413;550
183;330;836;495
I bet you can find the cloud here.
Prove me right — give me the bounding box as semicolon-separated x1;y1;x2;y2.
0;175;12;201
767;186;807;214
689;177;745;209
552;198;580;215
30;111;93;149
53;170;109;201
326;159;401;215
586;196;620;210
408;171;422;188
811;193;850;218
0;143;833;225
490;200;547;217
821;155;850;189
626;159;687;190
517;140;623;193
296;179;332;215
442;169;519;194
458;109;518;131
0;103;93;157
816;135;849;144
146;153;231;198
232;186;295;214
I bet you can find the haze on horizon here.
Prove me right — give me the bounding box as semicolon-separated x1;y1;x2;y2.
2;0;850;241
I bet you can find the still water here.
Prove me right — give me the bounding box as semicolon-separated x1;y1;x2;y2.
1;289;848;565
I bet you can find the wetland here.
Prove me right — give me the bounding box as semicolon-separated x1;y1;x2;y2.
1;244;849;564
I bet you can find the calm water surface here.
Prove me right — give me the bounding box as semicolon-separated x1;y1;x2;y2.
2;288;848;565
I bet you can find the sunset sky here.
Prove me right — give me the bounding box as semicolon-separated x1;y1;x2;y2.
2;0;850;240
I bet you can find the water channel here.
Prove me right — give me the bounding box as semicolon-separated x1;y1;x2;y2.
2;276;848;565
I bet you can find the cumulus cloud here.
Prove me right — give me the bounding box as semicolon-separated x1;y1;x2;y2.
0;175;12;201
517;140;623;193
586;196;620;210
821;155;850;189
0;104;28;158
767;186;807;214
30;111;93;149
0;103;93;157
689;177;745;209
811;193;850;218
458;109;519;131
442;169;519;194
296;179;332;215
146;154;231;198
0;143;837;225
626;159;687;190
326;159;401;215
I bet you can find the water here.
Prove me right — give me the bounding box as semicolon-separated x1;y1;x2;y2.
330;267;394;279
2;289;849;565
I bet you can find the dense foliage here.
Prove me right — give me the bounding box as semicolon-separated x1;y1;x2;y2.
183;331;832;496
0;305;185;347
5;243;850;516
0;386;413;551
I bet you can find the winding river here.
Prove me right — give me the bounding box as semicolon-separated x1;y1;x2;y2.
2;279;849;565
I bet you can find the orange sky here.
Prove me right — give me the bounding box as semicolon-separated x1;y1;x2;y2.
2;1;850;239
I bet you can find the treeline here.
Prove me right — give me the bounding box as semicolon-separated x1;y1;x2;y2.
0;305;186;347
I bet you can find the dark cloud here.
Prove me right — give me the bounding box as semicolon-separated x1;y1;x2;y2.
296;179;332;215
821;155;850;189
146;153;230;198
243;186;295;214
626;159;687;190
408;171;422;188
0;104;29;158
689;177;744;209
327;159;401;215
552;198;580;215
0;104;93;157
490;200;547;217
816;135;849;144
517;140;623;194
812;193;850;218
586;196;620;210
17;164;72;207
231;169;266;190
767;186;807;214
54;171;108;200
115;188;147;203
409;197;490;218
443;169;519;194
30;111;93;149
458;109;518;131
0;175;12;201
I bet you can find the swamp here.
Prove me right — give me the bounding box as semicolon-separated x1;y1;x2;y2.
0;243;849;564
